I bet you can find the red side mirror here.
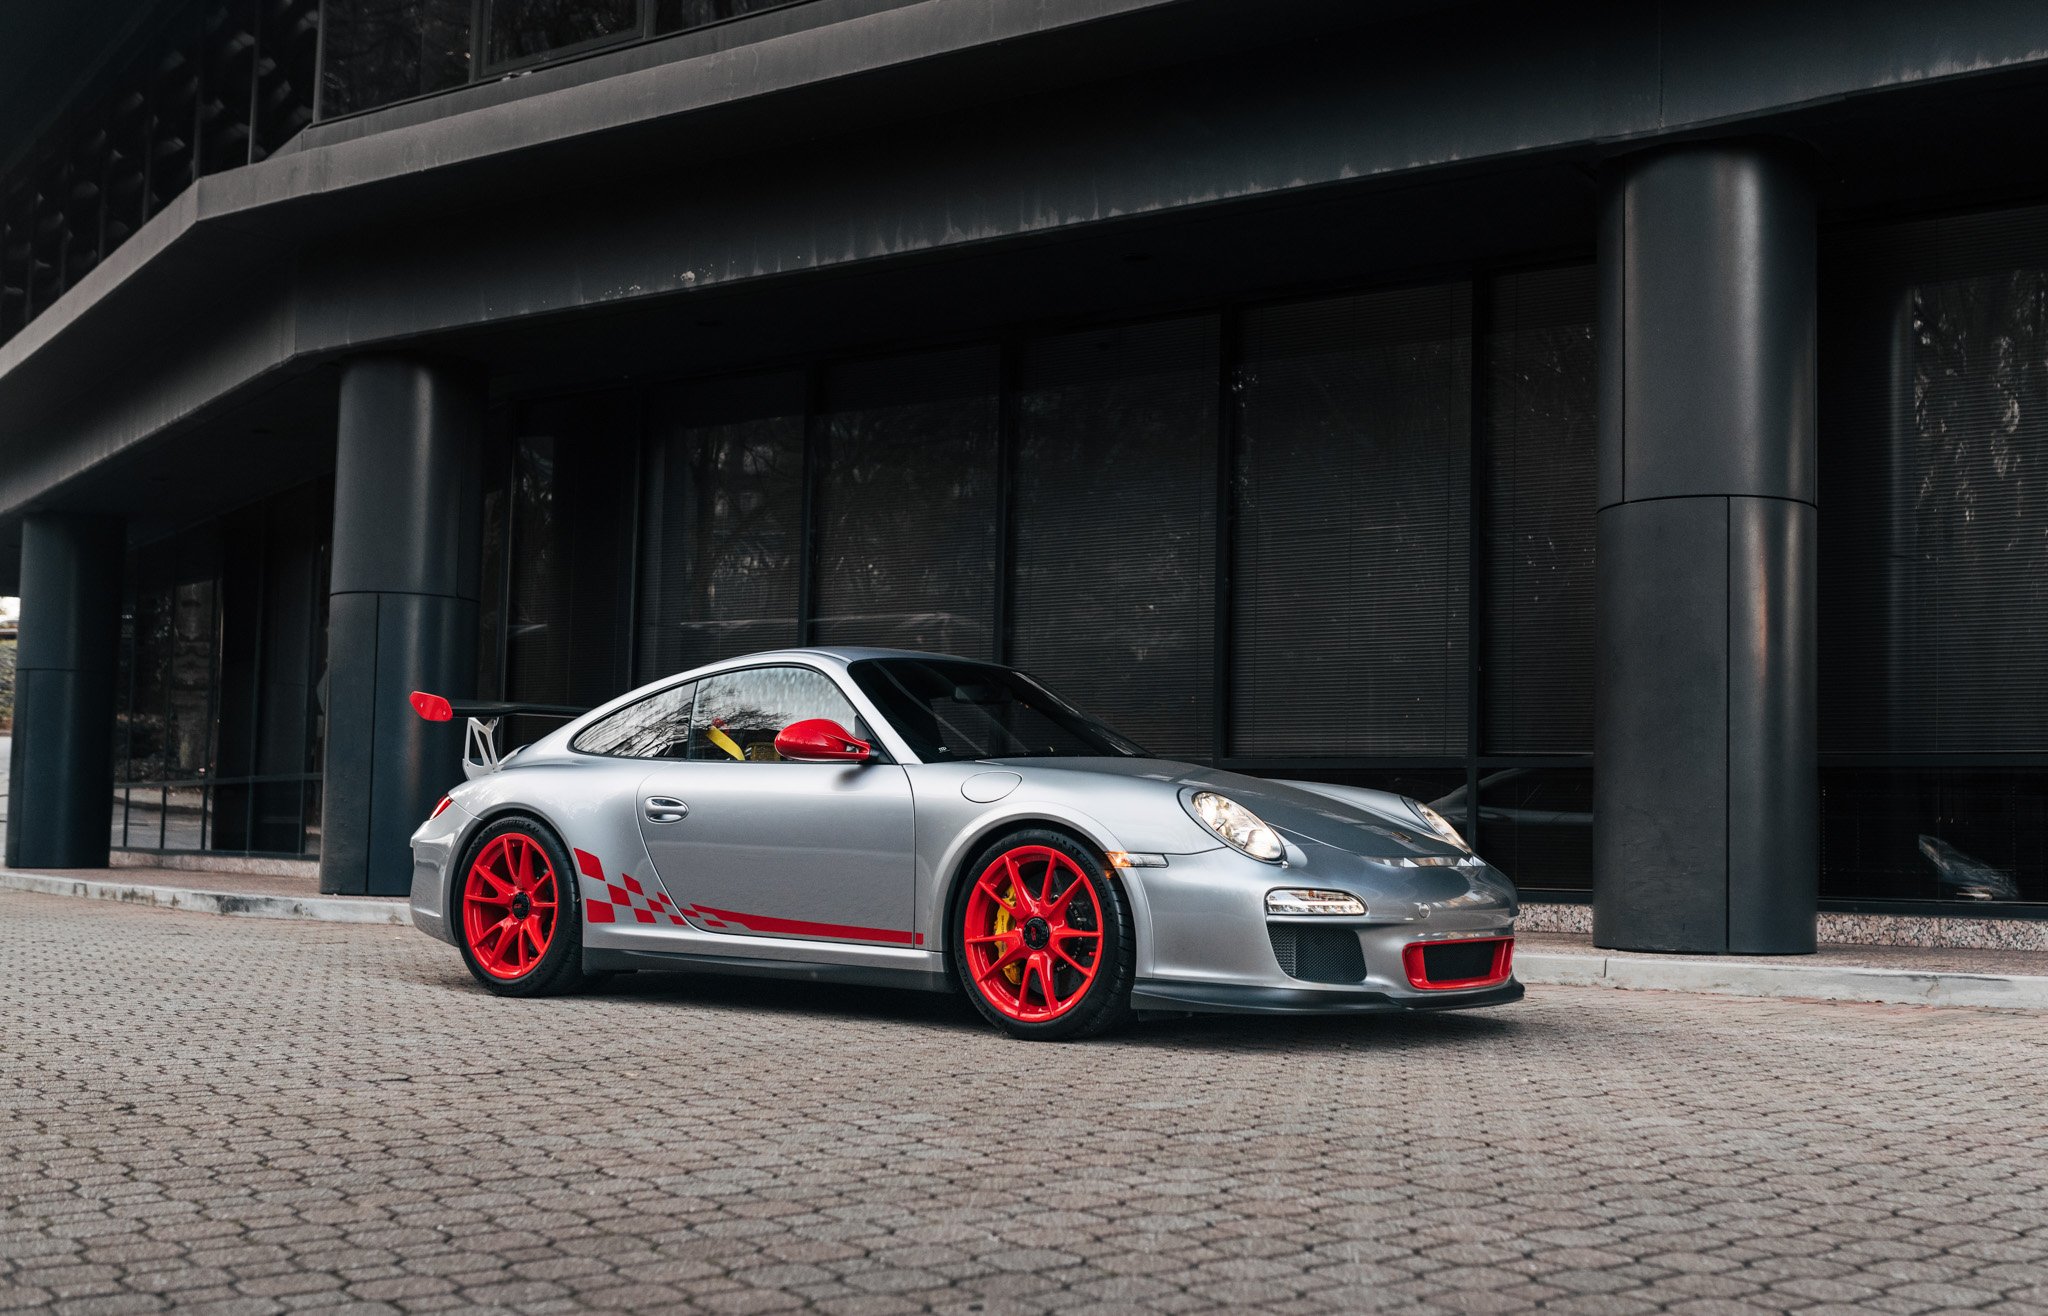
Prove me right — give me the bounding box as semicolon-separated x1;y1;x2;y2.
773;718;872;764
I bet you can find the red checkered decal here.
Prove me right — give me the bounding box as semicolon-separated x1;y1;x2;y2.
574;849;686;926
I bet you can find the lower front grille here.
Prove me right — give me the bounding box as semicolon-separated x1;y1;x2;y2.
1268;926;1367;984
1403;936;1514;990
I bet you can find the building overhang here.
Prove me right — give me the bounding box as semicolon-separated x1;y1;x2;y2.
4;0;2048;549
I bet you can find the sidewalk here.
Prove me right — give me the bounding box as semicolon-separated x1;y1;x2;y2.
1516;930;2048;1011
0;864;409;924
5;864;2046;1010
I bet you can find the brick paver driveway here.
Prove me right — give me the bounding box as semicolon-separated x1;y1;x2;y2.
3;889;2045;1315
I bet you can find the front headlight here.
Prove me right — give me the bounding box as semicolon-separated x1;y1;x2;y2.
1414;801;1470;852
1189;791;1285;862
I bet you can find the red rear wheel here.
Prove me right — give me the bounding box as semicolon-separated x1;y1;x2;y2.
956;831;1132;1039
453;817;592;997
462;832;560;980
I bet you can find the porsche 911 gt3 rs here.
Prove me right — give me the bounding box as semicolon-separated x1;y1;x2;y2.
408;648;1521;1040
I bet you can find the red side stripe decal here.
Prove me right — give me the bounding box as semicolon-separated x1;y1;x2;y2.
575;849;686;927
681;903;920;946
574;848;921;944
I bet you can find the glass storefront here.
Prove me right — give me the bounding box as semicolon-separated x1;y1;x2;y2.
476;268;1601;897
92;197;2048;912
1818;203;2048;908
110;479;332;857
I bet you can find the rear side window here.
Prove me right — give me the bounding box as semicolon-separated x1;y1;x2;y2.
689;666;859;762
571;683;697;758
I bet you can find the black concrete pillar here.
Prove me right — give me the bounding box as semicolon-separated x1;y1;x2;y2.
1593;142;1818;954
321;357;482;895
7;514;125;869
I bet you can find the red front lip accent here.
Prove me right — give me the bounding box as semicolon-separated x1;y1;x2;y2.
1402;935;1514;991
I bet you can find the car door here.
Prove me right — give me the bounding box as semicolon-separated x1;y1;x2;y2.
635;663;919;947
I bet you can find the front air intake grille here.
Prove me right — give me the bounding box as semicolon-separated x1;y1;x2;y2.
1268;926;1367;984
1403;936;1514;990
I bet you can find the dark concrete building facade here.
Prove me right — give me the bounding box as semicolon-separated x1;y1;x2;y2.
4;0;2047;950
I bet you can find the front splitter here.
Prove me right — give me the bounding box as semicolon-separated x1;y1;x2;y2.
1128;977;1524;1016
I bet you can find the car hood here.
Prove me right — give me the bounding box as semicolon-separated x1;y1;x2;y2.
984;758;1461;858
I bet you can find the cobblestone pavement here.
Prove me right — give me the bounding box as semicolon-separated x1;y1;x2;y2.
3;890;2046;1316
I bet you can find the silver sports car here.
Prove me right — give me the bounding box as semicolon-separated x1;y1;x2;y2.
408;648;1521;1040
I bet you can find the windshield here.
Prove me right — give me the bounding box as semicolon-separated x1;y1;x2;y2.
847;658;1148;762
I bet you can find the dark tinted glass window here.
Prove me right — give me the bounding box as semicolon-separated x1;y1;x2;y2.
1232;283;1472;757
1481;266;1597;754
654;0;790;32
1821;768;2048;904
1467;766;1594;893
1012;318;1217;760
500;394;638;743
689;666;856;762
486;0;640;67
319;0;472;116
813;348;1000;656
1823;217;2048;756
850;659;1143;763
1818;204;2048;904
110;481;330;858
573;683;697;758
637;373;805;680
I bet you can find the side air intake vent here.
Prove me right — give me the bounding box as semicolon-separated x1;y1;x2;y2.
1268;926;1367;984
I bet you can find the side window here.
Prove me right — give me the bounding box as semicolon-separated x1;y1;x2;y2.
689;667;859;763
571;683;697;758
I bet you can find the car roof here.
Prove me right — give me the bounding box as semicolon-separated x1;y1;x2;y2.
669;646;1001;680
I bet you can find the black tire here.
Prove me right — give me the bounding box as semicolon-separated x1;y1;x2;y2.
951;828;1134;1041
452;815;595;998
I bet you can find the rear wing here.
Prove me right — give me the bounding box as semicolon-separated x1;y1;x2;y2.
409;691;588;779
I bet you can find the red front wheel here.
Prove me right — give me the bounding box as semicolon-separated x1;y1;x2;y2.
455;817;593;997
955;830;1132;1040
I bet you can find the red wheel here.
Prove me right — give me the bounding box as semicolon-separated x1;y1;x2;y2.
955;831;1132;1039
462;832;560;980
453;817;593;997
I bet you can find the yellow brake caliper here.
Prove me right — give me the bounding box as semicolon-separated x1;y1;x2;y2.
994;880;1023;985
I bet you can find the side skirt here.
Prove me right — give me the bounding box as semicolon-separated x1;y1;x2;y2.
586;947;953;995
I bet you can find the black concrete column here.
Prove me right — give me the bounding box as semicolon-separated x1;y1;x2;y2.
1593;142;1818;954
7;514;125;869
321;357;482;895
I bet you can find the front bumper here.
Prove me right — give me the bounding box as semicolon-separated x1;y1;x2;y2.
1124;841;1520;1012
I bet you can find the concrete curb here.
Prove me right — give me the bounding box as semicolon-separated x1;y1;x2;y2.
0;869;411;925
1518;950;2048;1011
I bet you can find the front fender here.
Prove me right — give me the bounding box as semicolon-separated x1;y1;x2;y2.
916;792;1198;980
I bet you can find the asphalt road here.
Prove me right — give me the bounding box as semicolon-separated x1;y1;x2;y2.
3;889;2045;1315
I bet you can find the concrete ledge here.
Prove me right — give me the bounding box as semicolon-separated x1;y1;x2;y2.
0;868;410;925
1519;899;2048;951
1518;950;2048;1011
111;850;322;878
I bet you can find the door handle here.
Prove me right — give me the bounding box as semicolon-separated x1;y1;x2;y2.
644;796;689;824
